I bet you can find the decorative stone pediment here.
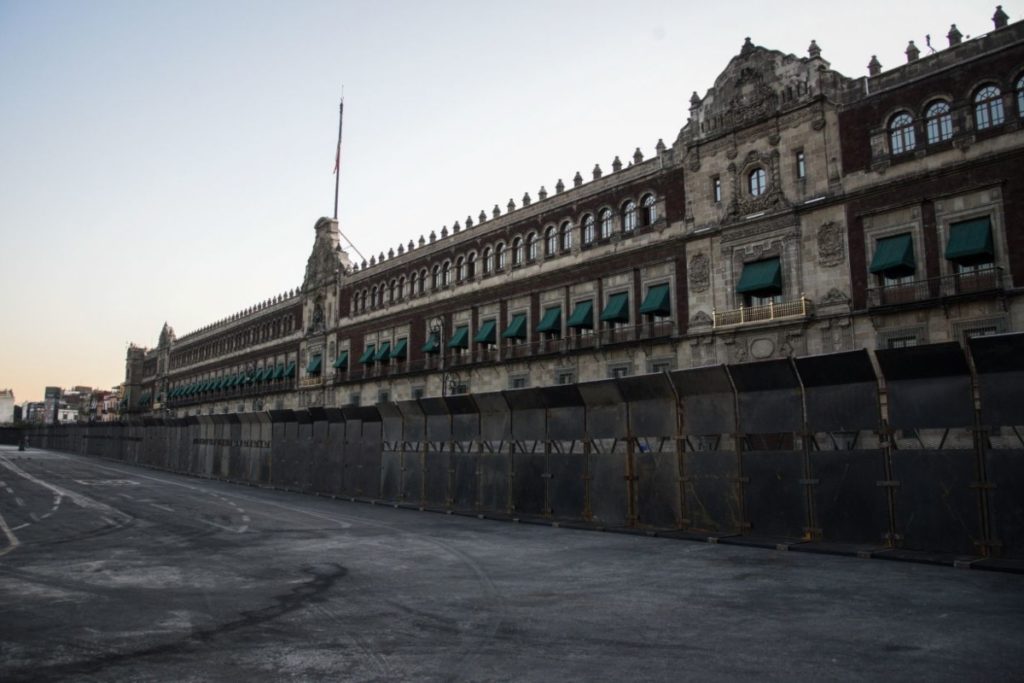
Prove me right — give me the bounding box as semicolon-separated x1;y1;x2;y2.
303;217;352;290
679;38;852;145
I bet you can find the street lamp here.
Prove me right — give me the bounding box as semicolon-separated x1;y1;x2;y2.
428;315;461;396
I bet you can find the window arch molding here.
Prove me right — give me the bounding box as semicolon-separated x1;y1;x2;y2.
581;213;596;245
544;225;558;256
922;98;954;144
1014;72;1024;117
511;236;524;265
598;206;614;239
621;198;638;232
887;110;916;154
526;231;539;261
971;82;1005;130
640;192;657;226
559;220;573;251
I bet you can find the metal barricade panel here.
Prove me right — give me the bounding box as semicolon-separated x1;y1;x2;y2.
681;450;742;534
396;400;426;443
401;446;424;504
890;449;982;555
671;366;736;436
340;415;362;496
420;397;451;443
876;343;973;430
505;389;547;442
547;451;587;520
729;359;802;435
589;446;628;526
479;450;512;516
542;385;585;441
741;450;807;539
969;333;1024;427
578;381;627;440
377;402;404;443
423;448;449;508
445;395;480;442
634;443;682;528
809;449;889;546
618;374;677;438
452;451;478;510
511;450;546;516
985;448;1024;559
359;420;383;499
795;350;879;432
476;392;511;441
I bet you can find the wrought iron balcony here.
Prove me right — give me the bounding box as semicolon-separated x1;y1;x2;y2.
713;296;813;328
866;267;1003;309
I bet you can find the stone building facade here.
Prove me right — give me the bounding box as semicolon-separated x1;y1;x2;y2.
126;8;1024;417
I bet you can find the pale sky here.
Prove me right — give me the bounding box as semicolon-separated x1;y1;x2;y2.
0;0;1010;403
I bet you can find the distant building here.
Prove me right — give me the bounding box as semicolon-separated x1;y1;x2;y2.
127;8;1024;416
43;386;61;425
56;408;78;424
24;402;46;424
0;389;14;424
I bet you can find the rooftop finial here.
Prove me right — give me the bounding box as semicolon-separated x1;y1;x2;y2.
947;24;963;46
993;5;1009;29
905;40;920;62
867;55;882;76
808;39;821;59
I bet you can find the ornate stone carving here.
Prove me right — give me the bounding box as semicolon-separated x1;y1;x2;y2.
303;217;349;290
820;288;849;306
817;221;845;267
690;310;713;326
689;253;711;292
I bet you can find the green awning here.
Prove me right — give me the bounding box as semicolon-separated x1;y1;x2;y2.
283;361;296;378
567;300;594;329
333;351;349;369
474;320;497;344
869;235;914;276
374;342;392;362
536;306;561;333
639;284;671;316
502;314;527;339
307;355;322;374
390;339;407;360
600;292;630;323
447;326;469;349
422;334;440;354
945;218;993;263
272;365;284;380
736;258;783;293
359;344;376;364
262;366;275;381
226;375;238;388
252;369;264;383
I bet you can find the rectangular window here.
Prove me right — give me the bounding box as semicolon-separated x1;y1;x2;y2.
649;359;675;374
556;370;576;385
887;335;917;349
608;363;632;379
350;393;361;406
377;390;390;404
796;150;806;179
712;176;722;203
411;386;425;400
509;375;528;389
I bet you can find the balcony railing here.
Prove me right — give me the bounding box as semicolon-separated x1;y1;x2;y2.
713;297;812;328
866;268;1003;308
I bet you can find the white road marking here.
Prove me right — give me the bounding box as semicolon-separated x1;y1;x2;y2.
0;456;130;524
241;515;251;523
148;503;175;513
0;509;20;557
14;497;24;507
4;487;12;494
198;518;247;534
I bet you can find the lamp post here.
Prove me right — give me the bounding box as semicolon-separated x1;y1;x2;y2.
428;315;460;397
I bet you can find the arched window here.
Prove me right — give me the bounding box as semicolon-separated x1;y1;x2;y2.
888;112;916;154
432;265;441;290
456;256;466;282
925;101;953;144
389;279;397;303
748;168;767;197
418;270;427;295
397;276;406;301
512;237;523;265
442;261;451;287
582;214;595;244
370;286;378;309
496;242;507;270
622;200;637;232
599;208;613;239
641;194;657;226
526;232;538;261
1017;75;1024;117
974;85;1004;129
467;252;476;278
560;220;572;251
545;226;558;256
482;247;492;274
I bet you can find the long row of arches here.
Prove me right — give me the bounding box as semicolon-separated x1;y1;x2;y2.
350;193;659;316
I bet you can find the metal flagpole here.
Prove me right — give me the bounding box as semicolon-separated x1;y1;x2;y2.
333;96;344;220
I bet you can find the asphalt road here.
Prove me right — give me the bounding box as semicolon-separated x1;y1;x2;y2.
0;446;1022;682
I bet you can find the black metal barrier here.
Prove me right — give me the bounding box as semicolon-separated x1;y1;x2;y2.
25;335;1024;565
